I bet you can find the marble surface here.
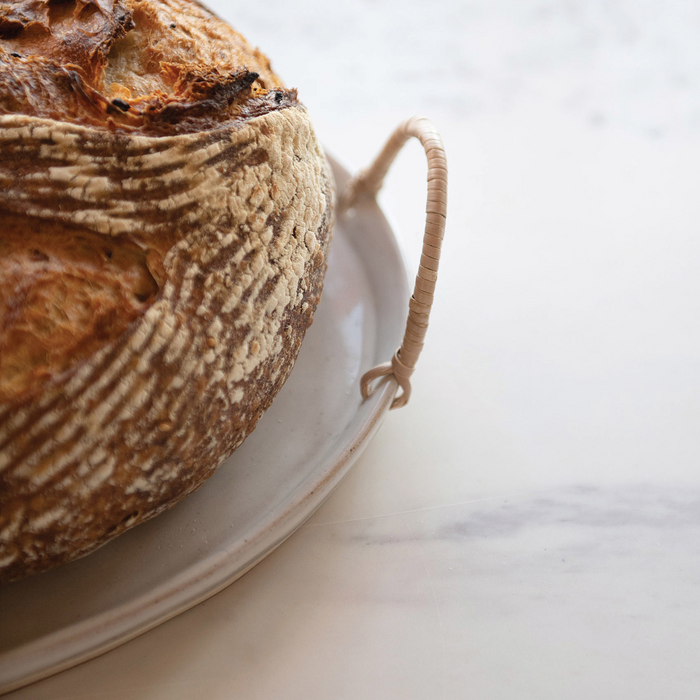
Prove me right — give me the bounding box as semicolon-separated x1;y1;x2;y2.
7;1;700;697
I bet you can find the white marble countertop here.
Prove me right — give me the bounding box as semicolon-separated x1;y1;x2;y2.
8;1;700;697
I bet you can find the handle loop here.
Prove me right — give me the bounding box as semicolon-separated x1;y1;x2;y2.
339;117;447;410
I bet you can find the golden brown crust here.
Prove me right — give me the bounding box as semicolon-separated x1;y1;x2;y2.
0;1;335;582
0;0;292;134
0;108;334;583
0;218;158;404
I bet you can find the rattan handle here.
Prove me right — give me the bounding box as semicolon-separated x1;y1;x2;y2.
339;117;447;410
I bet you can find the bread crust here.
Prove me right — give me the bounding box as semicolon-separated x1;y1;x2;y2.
0;0;290;134
0;1;334;582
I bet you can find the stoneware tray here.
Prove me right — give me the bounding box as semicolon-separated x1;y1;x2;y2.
0;115;447;694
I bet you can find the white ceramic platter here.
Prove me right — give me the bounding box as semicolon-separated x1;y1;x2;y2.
0;156;409;695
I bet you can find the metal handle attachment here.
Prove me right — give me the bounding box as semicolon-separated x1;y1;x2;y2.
339;117;448;409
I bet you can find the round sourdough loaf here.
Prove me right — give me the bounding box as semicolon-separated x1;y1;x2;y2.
0;0;334;582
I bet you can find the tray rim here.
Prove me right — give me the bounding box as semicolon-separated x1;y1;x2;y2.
0;153;409;696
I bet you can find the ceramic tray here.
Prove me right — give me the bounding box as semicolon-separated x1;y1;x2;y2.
0;155;409;694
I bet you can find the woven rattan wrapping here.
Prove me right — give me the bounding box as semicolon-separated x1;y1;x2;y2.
339;117;448;409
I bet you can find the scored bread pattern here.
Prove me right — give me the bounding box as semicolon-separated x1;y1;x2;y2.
0;107;333;581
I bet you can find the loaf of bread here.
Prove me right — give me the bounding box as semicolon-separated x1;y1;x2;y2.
0;0;334;582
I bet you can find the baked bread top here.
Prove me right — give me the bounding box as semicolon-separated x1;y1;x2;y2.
0;0;296;134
